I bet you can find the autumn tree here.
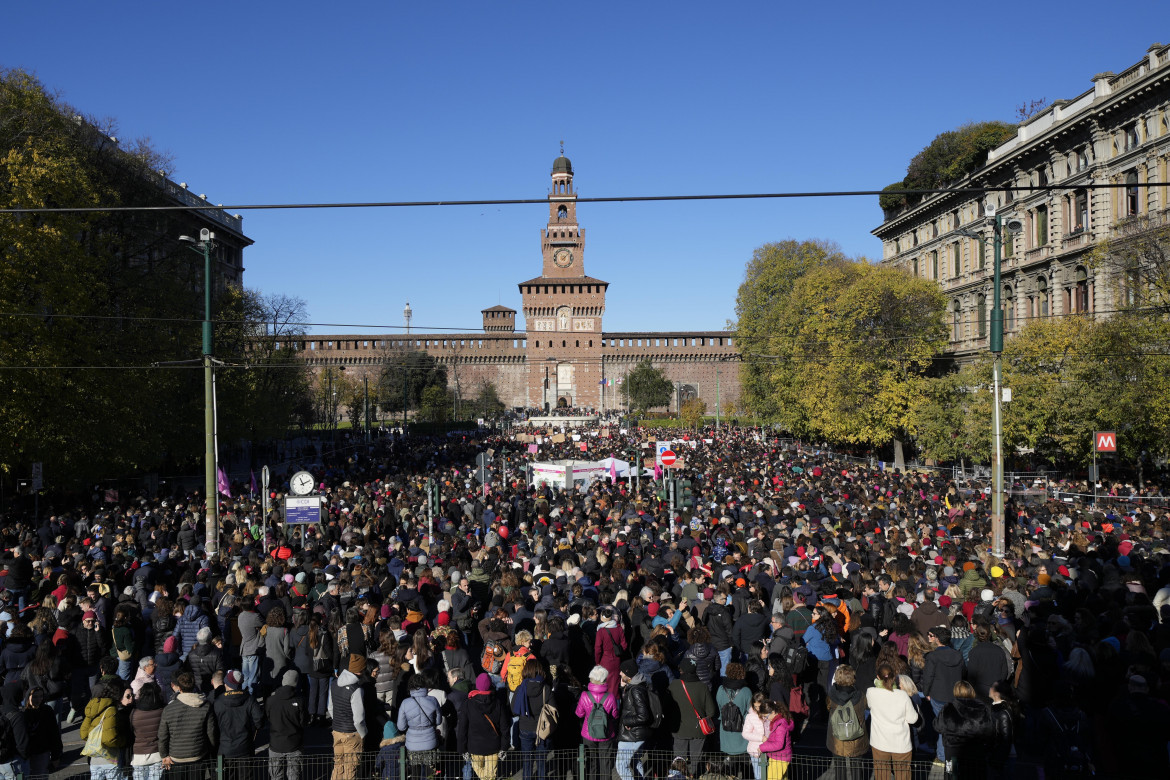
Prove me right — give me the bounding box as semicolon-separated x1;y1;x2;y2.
473;381;506;419
377;348;448;417
741;257;947;465
420;384;452;423
732;239;847;419
680;398;707;429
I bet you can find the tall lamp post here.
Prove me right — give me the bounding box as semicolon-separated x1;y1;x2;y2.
957;210;1021;559
179;229;218;555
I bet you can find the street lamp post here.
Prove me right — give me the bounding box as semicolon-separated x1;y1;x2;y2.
179;229;218;555
958;212;1016;559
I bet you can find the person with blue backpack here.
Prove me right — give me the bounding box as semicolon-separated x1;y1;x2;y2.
574;666;619;780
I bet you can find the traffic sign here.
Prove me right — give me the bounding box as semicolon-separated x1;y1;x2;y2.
660;450;678;467
1095;431;1117;453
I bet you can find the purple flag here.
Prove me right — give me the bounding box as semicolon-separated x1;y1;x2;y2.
217;467;231;498
654;463;662;482
250;470;258;495
610;460;618;483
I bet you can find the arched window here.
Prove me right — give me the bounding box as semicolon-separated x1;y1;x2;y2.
977;294;987;337
952;242;961;277
912;258;919;277
931;250;938;279
557;205;567;220
1125;171;1140;216
953;300;962;341
1003;285;1015;331
1075;267;1089;313
1038;276;1049;317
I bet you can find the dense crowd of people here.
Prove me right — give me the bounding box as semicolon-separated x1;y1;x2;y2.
0;425;1168;780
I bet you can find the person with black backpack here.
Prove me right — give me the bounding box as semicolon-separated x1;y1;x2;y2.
714;663;752;779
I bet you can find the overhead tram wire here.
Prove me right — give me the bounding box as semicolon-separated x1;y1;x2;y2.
4;182;1170;215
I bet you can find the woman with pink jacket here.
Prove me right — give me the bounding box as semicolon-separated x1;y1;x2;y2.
758;699;796;779
575;666;621;780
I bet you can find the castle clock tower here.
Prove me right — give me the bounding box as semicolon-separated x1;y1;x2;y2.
519;151;608;411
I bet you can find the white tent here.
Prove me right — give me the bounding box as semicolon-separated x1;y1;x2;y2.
597;457;654;478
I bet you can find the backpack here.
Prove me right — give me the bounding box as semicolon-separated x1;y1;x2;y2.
586;692;612;740
504;648;530;691
1046;709;1092;777
830;698;864;742
788;682;809;717
784;644;809;675
481;640;506;675
535;687;559;740
646;688;665;729
720;693;745;733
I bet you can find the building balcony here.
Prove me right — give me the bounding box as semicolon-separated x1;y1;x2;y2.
1062;231;1090;250
1024;245;1051;264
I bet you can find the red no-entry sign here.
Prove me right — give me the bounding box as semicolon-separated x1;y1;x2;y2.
660;450;677;467
1095;431;1117;453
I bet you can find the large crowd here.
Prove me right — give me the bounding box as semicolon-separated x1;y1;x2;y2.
1;425;1168;780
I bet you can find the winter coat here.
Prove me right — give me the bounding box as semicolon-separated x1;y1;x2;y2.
173;605;209;660
683;642;718;687
158;691;217;760
266;684;306;754
617;675;654;742
988;700;1015;768
439;648;475;688
512;676;551;735
703;603;734;651
456;690;508;755
667;677;716;740
74;625;108;667
187;642;223;693
154;651;181;699
539;630;571;671
80;697;127;760
0;639;35;685
635;656;673;693
802;623;832;662
290;626;314;676
934;697;993;757
212;690;263;757
264;626;292;685
965;641;1010;700
715;681;751;755
151;614;176;655
826;684;869;757
24;704;62;761
236;610;264;657
731;612;770;657
396;688;441;751
758;715;795;763
742;709;767;757
131;706;164;756
574;681;619;741
921;645;964;703
593;625;626;675
911;601;947;636
866;686;917;754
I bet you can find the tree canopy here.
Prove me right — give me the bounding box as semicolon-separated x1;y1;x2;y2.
623;359;673;414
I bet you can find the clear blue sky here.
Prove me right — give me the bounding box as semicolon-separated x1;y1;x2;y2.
4;2;1166;335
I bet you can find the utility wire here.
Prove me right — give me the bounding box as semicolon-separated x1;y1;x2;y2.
4;182;1170;214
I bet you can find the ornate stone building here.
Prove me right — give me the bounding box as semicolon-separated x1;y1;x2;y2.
873;43;1170;362
294;155;742;412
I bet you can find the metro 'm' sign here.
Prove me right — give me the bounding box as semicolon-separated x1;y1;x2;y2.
1095;431;1117;453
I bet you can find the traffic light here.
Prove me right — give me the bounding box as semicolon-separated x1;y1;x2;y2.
677;479;693;509
427;478;440;515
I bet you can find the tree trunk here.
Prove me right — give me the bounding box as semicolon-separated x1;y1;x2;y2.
893;438;906;472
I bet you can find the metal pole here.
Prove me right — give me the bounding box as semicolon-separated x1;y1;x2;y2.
1093;449;1098;508
402;359;408;432
202;239;218;555
991;214;1005;559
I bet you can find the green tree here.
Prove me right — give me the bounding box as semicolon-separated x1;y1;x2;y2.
623;359;673;414
377;349;448;416
473;381;506;419
912;363;992;465
732;239;848;420
420;384;452;423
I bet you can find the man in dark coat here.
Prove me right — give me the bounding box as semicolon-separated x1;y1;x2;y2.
921;627;965;763
266;670;306;780
212;671;263;761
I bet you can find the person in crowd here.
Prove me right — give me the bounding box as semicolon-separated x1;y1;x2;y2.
667;659;716;771
513;658;552;780
932;681;991;779
986;680;1018;780
213;670;264;771
826;664;868;780
22;686;62;776
615;659;653;780
920;626;964;764
396;672;441;780
80;670;130;780
575;666;619;780
268;670;307;780
716;662;752;777
757;699;794;780
456;672;508;780
158;670;217;780
131;682;166;780
866;663;917;780
237;597;264;696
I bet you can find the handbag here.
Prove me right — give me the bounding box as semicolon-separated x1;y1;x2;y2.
113;630;132;662
80;712;117;762
788;677;809;716
681;680;715;736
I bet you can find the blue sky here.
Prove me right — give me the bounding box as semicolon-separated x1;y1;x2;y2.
4;2;1167;334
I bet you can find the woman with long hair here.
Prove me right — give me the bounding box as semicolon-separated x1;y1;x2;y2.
23;687;62;776
306;612;333;726
130;682;166;780
405;627;433;674
111;610;136;681
262;606;291;692
866;663;917;780
758;698;795;780
23;639;67;723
